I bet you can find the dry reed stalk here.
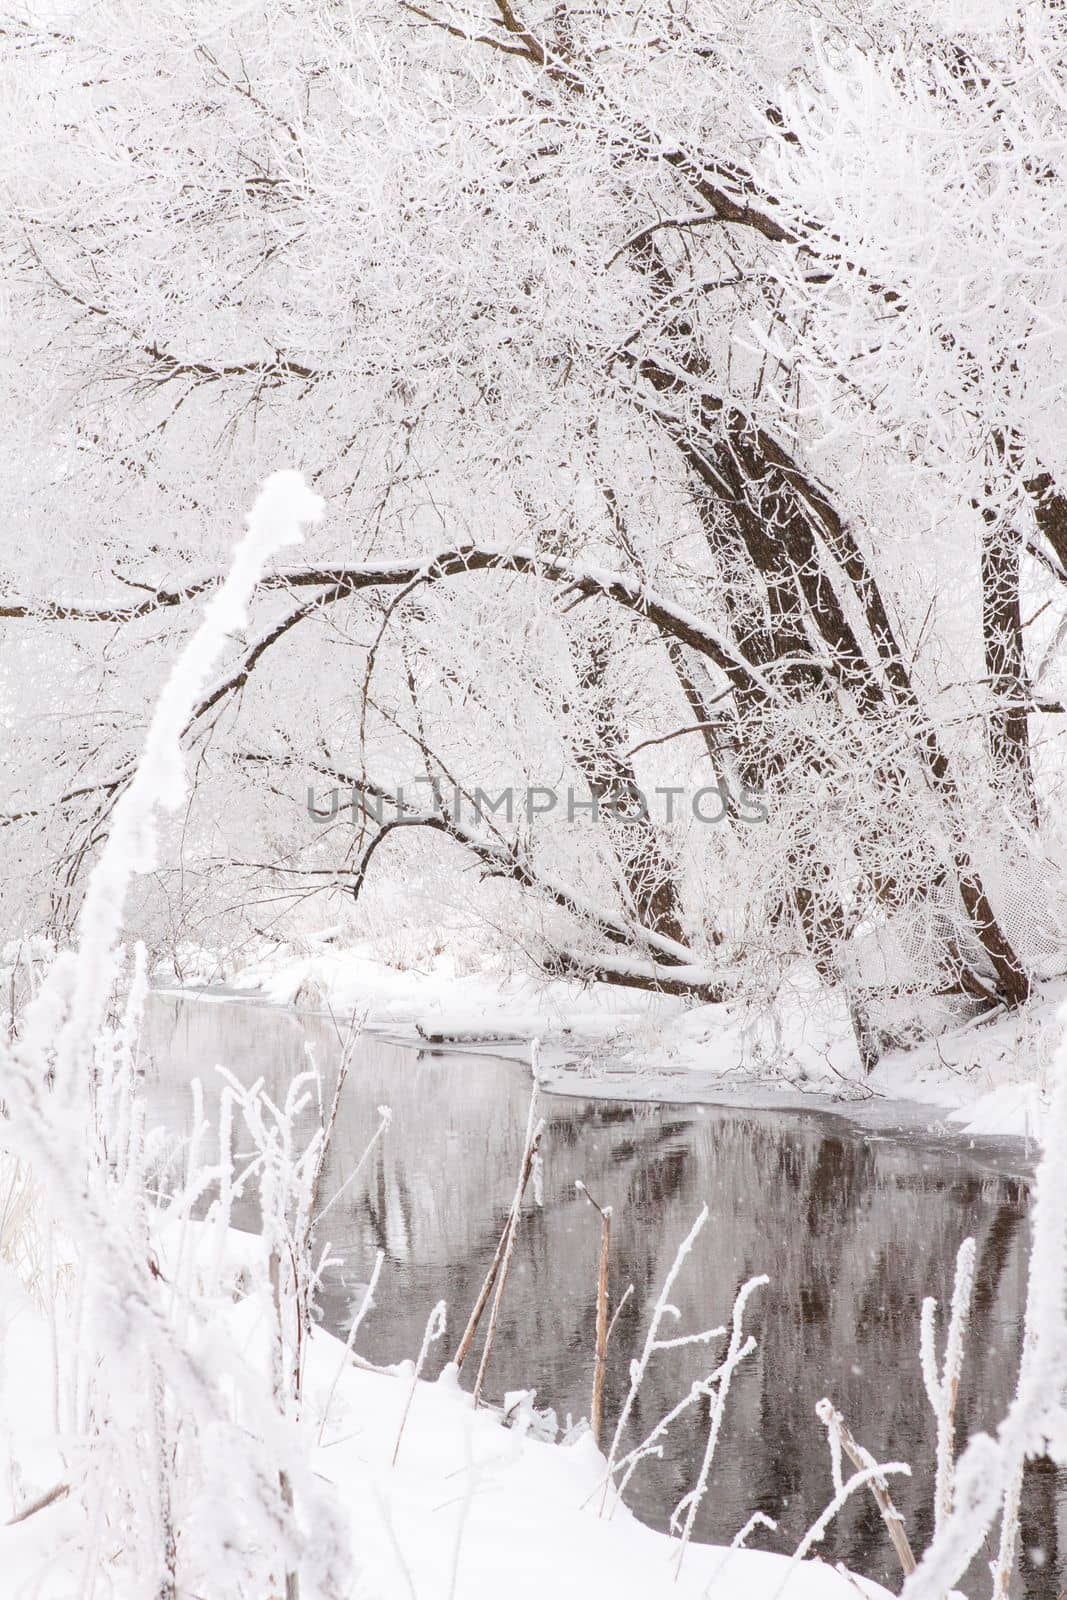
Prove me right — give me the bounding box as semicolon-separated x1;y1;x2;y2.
472;1120;544;1404
454;1164;526;1370
471;1074;544;1406
454;1070;543;1372
782;1456;912;1595
576;1182;612;1450
308;1027;357;1223
816;1398;916;1578
5;1481;70;1525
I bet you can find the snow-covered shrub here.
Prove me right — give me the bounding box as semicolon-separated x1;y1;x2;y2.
0;474;356;1595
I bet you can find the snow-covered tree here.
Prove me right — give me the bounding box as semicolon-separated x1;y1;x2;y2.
3;0;1066;1059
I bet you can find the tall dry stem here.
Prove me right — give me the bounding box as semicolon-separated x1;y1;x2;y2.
816;1398;916;1579
472;1066;544;1405
576;1181;612;1449
454;1113;541;1371
392;1300;447;1466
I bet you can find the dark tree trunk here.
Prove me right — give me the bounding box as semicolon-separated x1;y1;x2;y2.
643;359;1031;1007
568;628;688;948
980;518;1037;828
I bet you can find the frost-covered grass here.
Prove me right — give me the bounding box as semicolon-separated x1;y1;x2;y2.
0;1013;902;1600
2;1035;1065;1599
1;1206;897;1600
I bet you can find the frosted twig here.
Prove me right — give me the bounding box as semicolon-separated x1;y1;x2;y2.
733;1510;778;1547
393;1300;447;1467
608;1378;718;1483
701;1512;778;1597
601;1203;710;1513
309;1020;362;1223
606;1282;634;1348
919;1236;975;1536
775;1460;912;1597
317;1249;386;1447
313;1103;390;1226
674;1274;767;1575
366;1477;419;1600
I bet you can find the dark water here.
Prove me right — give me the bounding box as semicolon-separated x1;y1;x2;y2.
142;993;1062;1598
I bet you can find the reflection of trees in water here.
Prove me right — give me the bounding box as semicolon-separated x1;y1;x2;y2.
143;998;1057;1599
1021;1455;1061;1589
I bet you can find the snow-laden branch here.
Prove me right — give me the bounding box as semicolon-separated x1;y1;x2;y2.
919;1236;975;1536
0;547;779;691
293;759;729;994
46;472;323;1086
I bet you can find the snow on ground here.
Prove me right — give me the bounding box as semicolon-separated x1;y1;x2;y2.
0;1221;893;1600
164;935;1066;1141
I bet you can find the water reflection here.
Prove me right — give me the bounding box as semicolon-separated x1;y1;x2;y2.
141;994;1060;1597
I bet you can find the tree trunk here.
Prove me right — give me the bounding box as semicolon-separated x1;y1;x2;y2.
980;518;1037;828
567;625;688;947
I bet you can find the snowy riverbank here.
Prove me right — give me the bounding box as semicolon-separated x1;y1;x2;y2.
0;1218;893;1600
172;937;1066;1141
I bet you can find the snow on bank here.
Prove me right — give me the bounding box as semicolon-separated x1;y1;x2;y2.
207;939;866;1088
221;934;671;1042
865;983;1067;1140
568;971;1066;1141
0;1222;892;1600
309;1339;894;1600
191;938;1064;1138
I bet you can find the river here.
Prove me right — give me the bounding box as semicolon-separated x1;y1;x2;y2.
142;992;1061;1597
